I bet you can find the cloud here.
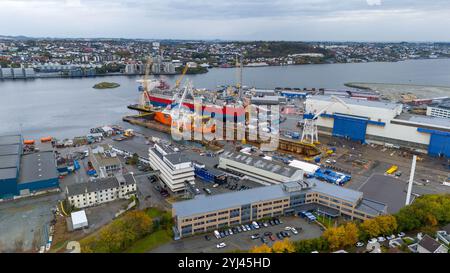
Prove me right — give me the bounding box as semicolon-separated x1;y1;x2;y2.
366;0;382;6
0;0;449;41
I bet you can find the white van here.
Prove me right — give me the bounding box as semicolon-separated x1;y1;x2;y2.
214;230;221;239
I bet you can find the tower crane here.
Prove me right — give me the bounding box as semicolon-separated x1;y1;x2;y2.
301;95;350;144
138;56;154;109
175;63;190;89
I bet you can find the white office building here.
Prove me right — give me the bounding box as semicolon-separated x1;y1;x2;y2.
148;143;195;195
66;173;136;209
426;100;450;119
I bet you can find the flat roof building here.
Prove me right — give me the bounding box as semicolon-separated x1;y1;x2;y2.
218;151;304;185
0;134;59;199
306;95;450;158
148;143;195;195
172;179;387;238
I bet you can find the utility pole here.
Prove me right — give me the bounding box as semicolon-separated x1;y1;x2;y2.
405;155;417;205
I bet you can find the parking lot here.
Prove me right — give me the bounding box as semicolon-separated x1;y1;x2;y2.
151;216;323;253
0;194;59;252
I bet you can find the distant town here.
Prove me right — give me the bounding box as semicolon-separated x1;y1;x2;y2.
1;36;450;79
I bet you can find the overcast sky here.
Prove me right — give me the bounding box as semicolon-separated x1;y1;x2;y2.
1;0;449;41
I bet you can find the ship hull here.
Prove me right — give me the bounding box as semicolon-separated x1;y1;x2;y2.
148;95;245;120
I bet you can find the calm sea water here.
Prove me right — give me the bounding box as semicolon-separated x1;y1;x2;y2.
1;59;450;139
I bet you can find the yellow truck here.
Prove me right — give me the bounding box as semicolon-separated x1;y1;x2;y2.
386;165;398;175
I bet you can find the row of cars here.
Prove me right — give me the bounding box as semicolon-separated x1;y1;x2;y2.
356;232;406;247
252;226;300;244
212;218;299;249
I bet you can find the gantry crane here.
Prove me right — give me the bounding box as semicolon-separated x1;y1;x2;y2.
301;95;350;144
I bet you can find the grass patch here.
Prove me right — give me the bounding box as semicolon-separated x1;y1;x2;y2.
124;230;172;253
145;207;164;218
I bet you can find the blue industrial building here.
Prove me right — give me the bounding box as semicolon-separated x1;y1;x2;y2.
280;90;308;99
306;96;450;158
0;134;59;199
194;165;227;184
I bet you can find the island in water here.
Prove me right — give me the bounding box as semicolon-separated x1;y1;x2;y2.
93;82;120;89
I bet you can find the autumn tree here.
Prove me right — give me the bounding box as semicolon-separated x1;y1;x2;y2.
323;222;359;250
250;244;272;253
272;239;295;253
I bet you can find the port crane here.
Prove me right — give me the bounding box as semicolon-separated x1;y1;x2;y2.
175;63;190;89
301;95;350;144
138;56;155;109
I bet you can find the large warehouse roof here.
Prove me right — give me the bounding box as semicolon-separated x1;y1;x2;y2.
0;155;19;169
221;151;298;178
18;151;58;184
0;168;17;180
0;135;21;146
311;95;400;110
395;114;450;129
0;144;20;156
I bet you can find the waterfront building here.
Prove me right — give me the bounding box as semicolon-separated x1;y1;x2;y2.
306;95;450;158
426;99;450;119
66;173;136;209
89;145;122;178
0;134;59;199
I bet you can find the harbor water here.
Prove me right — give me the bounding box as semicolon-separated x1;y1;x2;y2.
1;59;450;139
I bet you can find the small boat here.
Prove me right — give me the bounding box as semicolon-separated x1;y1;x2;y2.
40;136;52;143
24;139;35;145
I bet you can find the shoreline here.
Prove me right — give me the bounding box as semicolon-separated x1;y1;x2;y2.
2;57;449;82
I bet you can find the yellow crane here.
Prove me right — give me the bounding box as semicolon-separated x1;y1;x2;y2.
175;64;190;88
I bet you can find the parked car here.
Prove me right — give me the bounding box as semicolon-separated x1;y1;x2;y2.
274;219;280;225
397;232;405;238
214;230;221;239
203;188;212;194
269;220;275;226
377;236;386;242
250;234;260;240
216;242;227;249
241;225;247;232
224;230;229;236
269;235;276;241
386;235;396;240
284;226;292;231
291;228;298;235
245;224;252;231
212;184;219;188
220;232;225;238
263;222;269;228
264;231;272;236
356;241;364;247
261;237;268;244
368;238;378;244
276;233;283;240
236;226;242;233
252;221;260;229
228;229;233;235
